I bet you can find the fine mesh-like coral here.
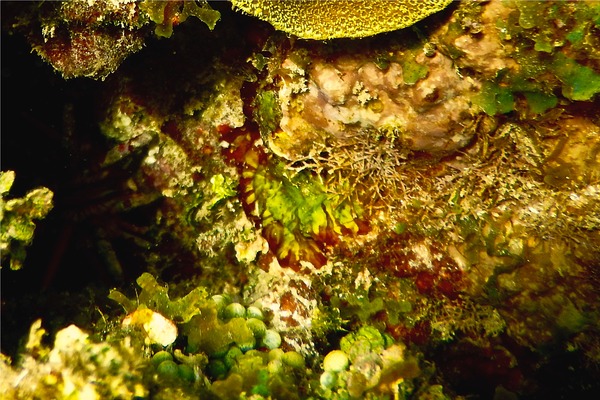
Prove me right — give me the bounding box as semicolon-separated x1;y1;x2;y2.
232;0;453;39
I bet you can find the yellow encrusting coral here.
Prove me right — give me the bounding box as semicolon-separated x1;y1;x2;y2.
231;0;454;39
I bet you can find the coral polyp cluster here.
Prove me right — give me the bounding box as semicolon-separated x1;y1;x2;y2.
232;0;454;40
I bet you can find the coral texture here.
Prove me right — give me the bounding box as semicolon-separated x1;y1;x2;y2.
232;0;453;39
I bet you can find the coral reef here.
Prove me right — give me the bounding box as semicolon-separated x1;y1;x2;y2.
2;1;600;399
0;171;53;270
0;320;149;399
318;326;422;399
3;0;220;79
231;0;454;40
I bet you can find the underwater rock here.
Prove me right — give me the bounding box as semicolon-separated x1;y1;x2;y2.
272;43;481;161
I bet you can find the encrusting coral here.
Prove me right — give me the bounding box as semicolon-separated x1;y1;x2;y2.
231;0;454;40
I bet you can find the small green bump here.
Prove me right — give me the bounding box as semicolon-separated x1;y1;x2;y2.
227;317;256;352
157;360;179;379
238;340;256;353
210;342;231;359
212;295;229;316
151;350;173;367
224;303;246;319
243;349;264;359
268;348;285;361
224;346;243;369
262;329;282;350
320;370;338;389
246;306;264;320
383;333;396;349
267;358;284;374
282;351;305;369
246;318;267;339
207;359;228;380
177;364;195;382
323;350;349;372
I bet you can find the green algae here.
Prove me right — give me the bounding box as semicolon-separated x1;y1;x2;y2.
458;0;600;116
0;171;54;270
318;326;423;399
140;0;220;38
472;81;515;116
254;90;283;138
552;53;600;101
231;0;453;40
250;160;363;266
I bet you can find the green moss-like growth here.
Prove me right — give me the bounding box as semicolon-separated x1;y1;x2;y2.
0;171;53;270
318;326;423;399
468;0;600;115
108;273;309;398
210;348;306;399
552;52;600;101
109;272;209;324
254;90;283;138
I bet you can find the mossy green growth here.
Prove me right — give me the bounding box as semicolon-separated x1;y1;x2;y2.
466;0;600;115
340;325;387;361
140;0;220;38
523;91;558;115
0;171;54;270
319;326;422;399
472;81;515;116
109;272;209;324
551;53;600;101
208;174;238;209
254;90;283;138
210;348;306;400
401;58;429;85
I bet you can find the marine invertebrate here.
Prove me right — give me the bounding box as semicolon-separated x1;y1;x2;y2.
231;0;454;40
3;0;600;397
5;0;147;79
